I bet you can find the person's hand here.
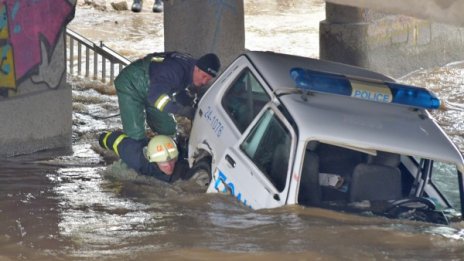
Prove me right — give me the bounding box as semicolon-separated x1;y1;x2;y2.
174;115;192;138
174;89;195;107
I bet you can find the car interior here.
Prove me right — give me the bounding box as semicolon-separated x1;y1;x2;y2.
298;141;459;224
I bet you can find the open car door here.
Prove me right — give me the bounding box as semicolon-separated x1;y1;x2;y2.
208;104;296;209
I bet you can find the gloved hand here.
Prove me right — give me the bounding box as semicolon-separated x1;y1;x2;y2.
174;116;192;138
177;105;195;120
174;88;195;107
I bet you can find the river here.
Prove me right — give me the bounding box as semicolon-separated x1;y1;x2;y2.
1;0;464;260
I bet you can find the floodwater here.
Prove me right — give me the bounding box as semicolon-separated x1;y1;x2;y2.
1;0;464;260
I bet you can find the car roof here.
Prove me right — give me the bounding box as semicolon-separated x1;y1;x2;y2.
243;51;394;91
242;51;464;168
281;93;463;166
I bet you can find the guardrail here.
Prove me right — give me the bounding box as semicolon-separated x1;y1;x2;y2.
65;28;131;84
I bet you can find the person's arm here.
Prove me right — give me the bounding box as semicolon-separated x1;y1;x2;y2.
147;60;196;119
167;159;190;182
98;131;172;182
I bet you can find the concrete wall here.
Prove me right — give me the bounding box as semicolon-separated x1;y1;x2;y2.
320;3;464;78
325;0;464;28
0;0;76;157
163;0;245;70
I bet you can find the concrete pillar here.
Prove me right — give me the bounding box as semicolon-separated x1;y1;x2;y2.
0;0;75;157
320;3;464;78
320;3;369;70
163;0;244;69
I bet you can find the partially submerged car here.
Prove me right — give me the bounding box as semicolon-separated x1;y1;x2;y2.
187;51;464;224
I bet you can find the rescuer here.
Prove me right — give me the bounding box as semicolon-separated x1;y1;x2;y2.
114;52;221;141
98;131;188;182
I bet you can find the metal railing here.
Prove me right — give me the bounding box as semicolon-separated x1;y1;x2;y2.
66;28;131;84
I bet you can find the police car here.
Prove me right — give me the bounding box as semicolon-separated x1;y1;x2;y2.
187;51;464;224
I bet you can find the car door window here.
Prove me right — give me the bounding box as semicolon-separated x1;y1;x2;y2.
430;162;461;211
221;69;270;133
239;109;291;192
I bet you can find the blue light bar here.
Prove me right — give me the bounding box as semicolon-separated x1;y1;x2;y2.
290;67;441;110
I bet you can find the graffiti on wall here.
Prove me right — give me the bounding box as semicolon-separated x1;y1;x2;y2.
0;0;75;96
0;4;15;89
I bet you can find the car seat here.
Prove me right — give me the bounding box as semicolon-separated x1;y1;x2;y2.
269;139;291;192
349;152;402;202
298;141;321;206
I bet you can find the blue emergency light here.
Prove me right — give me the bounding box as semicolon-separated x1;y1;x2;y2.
290;67;441;110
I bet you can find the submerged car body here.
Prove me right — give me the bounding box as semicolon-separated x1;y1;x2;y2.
187;51;464;224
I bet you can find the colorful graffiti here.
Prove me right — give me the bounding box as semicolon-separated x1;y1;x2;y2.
0;0;75;93
0;4;15;88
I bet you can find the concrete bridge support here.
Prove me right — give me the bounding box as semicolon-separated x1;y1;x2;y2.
163;0;245;69
0;0;75;157
320;3;464;78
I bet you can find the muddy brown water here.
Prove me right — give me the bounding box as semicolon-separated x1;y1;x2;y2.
1;1;464;260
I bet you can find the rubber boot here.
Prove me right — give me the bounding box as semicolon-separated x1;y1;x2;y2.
131;0;143;12
152;0;163;13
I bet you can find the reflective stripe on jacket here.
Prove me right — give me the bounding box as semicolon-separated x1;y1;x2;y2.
148;52;195;113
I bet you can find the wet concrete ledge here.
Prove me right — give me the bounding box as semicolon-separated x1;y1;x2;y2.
0;86;72;157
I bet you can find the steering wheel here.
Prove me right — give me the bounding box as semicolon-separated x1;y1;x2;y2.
383;197;436;215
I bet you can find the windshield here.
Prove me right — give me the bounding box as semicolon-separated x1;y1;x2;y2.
429;162;461;212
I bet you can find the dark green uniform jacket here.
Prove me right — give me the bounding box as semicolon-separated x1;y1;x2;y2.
114;52;196;140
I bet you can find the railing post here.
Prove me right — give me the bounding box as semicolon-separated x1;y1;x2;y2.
77;42;82;75
93;47;98;81
85;47;90;78
69;37;74;75
110;63;115;84
102;56;106;83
